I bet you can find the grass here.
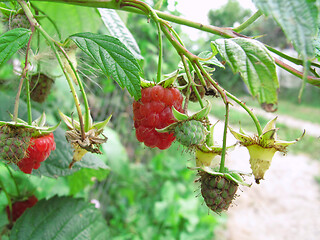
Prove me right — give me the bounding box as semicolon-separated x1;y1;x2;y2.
189;98;320;160
239;96;320;124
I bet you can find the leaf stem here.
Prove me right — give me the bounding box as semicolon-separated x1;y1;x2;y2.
298;60;311;102
17;0;86;139
194;59;228;104
225;91;263;135
154;17;162;83
219;103;229;173
13;25;35;123
233;10;262;33
274;58;320;87
266;45;320;69
57;45;91;131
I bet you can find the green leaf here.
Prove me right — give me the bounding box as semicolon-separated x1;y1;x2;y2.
253;0;318;59
198;51;225;69
212;38;279;108
32;3;102;41
0;28;31;66
67;168;109;195
98;8;143;60
70;32;141;100
10;196;108;240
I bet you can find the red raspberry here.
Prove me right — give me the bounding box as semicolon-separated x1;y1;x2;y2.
17;133;56;174
6;195;38;222
133;85;183;149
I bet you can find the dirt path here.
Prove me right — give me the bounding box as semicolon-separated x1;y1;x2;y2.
208;118;320;240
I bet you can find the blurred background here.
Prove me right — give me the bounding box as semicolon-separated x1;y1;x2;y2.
0;0;319;239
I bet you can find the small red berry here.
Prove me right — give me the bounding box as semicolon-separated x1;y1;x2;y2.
17;133;56;174
133;85;183;149
6;196;38;222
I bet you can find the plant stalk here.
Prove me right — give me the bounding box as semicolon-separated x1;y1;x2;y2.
13;26;35;123
57;45;91;131
18;0;86;139
233;10;262;33
219;103;229;173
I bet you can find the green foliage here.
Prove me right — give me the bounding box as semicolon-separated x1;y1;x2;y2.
0;93;109;178
32;2;102;41
70;32;142;100
98;8;143;60
0;0;319;239
96;129;224;238
208;0;252;28
10;196;108;240
253;0;318;60
0;28;30;66
67;168;109;196
125;13;180;81
212;38;279;108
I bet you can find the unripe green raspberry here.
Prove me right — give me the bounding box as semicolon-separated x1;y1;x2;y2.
200;172;238;213
174;120;207;147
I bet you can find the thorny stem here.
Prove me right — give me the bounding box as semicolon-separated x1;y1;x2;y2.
219;103;229;173
195;59;228;104
159;15;263;135
275;58;320;87
25;71;32;125
266;45;320;69
18;0;86;140
21;0;320;85
30;3;63;41
57;45;91;132
13;26;35;123
226;92;263;135
180;55;204;110
196;60;263;135
298;60;311;102
153;14;163;83
123;0;163;82
233;10;262;33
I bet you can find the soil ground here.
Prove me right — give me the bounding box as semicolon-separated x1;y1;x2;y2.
209;116;320;240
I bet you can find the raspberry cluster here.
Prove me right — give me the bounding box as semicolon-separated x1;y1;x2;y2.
6;195;38;222
17;133;56;174
133;85;183;149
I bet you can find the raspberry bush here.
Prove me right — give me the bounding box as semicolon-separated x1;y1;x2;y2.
0;0;318;238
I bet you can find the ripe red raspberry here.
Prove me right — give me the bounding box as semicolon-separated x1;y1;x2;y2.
133;85;183;149
6;195;38;222
17;133;56;174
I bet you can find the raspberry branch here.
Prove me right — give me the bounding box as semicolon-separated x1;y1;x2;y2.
17;0;87;140
13;25;35;124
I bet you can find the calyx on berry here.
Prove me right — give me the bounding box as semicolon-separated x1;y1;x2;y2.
157;101;212;148
195;121;236;168
0;112;59;137
229;117;305;183
195;166;250;213
0;113;58;172
59;111;111;168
